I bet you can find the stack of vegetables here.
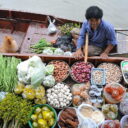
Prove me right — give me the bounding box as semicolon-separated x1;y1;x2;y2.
2;54;128;128
30;38;72;55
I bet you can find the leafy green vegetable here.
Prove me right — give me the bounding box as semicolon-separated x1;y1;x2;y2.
45;65;54;75
0;55;21;92
58;23;81;35
54;48;64;55
30;38;52;53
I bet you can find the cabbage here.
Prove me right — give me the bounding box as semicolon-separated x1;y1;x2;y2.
43;48;53;55
64;51;72;56
17;56;46;88
54;48;64;55
43;75;55;87
45;64;54;75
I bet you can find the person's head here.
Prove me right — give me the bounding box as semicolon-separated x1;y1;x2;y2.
85;6;103;30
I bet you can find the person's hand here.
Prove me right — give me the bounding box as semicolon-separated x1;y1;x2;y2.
73;48;84;59
100;52;108;59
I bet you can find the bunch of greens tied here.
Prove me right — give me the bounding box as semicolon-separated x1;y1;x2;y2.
30;38;54;54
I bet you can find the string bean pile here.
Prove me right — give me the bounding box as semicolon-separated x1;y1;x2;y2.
0;55;21;92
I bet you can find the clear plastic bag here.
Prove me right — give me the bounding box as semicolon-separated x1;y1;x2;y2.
47;16;57;34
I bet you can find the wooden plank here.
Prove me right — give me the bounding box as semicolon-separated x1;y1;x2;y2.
20;22;59;53
0;29;26;50
1;53;128;63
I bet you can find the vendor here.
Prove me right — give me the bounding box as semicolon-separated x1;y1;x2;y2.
73;6;118;59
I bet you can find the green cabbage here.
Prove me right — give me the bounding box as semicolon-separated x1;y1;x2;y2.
54;48;64;55
45;64;54;75
43;75;55;87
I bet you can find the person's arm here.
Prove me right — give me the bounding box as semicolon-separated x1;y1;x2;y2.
100;44;114;58
100;23;117;59
73;21;87;59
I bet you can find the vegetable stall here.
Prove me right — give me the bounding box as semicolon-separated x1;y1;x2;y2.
0;54;128;128
0;17;128;128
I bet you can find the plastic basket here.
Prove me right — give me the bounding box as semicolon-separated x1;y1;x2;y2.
121;60;128;84
70;61;94;83
91;68;106;85
28;104;57;128
48;60;70;82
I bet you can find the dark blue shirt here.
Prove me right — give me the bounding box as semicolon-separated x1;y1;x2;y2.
77;20;118;49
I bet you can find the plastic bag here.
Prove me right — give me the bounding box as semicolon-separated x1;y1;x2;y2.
17;56;46;87
47;16;57;34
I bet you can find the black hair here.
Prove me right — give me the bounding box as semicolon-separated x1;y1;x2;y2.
85;6;103;20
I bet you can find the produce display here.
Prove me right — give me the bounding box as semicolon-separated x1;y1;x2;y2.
58;108;79;128
91;68;105;85
72;82;91;106
1;55;128;128
29;105;57;128
48;60;70;82
70;62;93;83
98;63;122;83
102;104;118;120
47;83;72;108
104;83;125;103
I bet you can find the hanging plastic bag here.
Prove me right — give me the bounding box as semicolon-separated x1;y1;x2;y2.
47;16;57;34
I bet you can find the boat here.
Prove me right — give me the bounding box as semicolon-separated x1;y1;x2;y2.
0;9;128;63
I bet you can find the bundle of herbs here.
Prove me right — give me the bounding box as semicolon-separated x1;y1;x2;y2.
0;93;33;128
0;55;21;92
30;38;53;54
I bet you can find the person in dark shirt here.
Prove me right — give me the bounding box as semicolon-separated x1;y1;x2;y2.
73;6;117;59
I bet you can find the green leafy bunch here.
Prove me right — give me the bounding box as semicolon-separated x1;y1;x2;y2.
58;23;81;35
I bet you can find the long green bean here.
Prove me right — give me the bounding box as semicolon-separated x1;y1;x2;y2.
0;55;21;92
